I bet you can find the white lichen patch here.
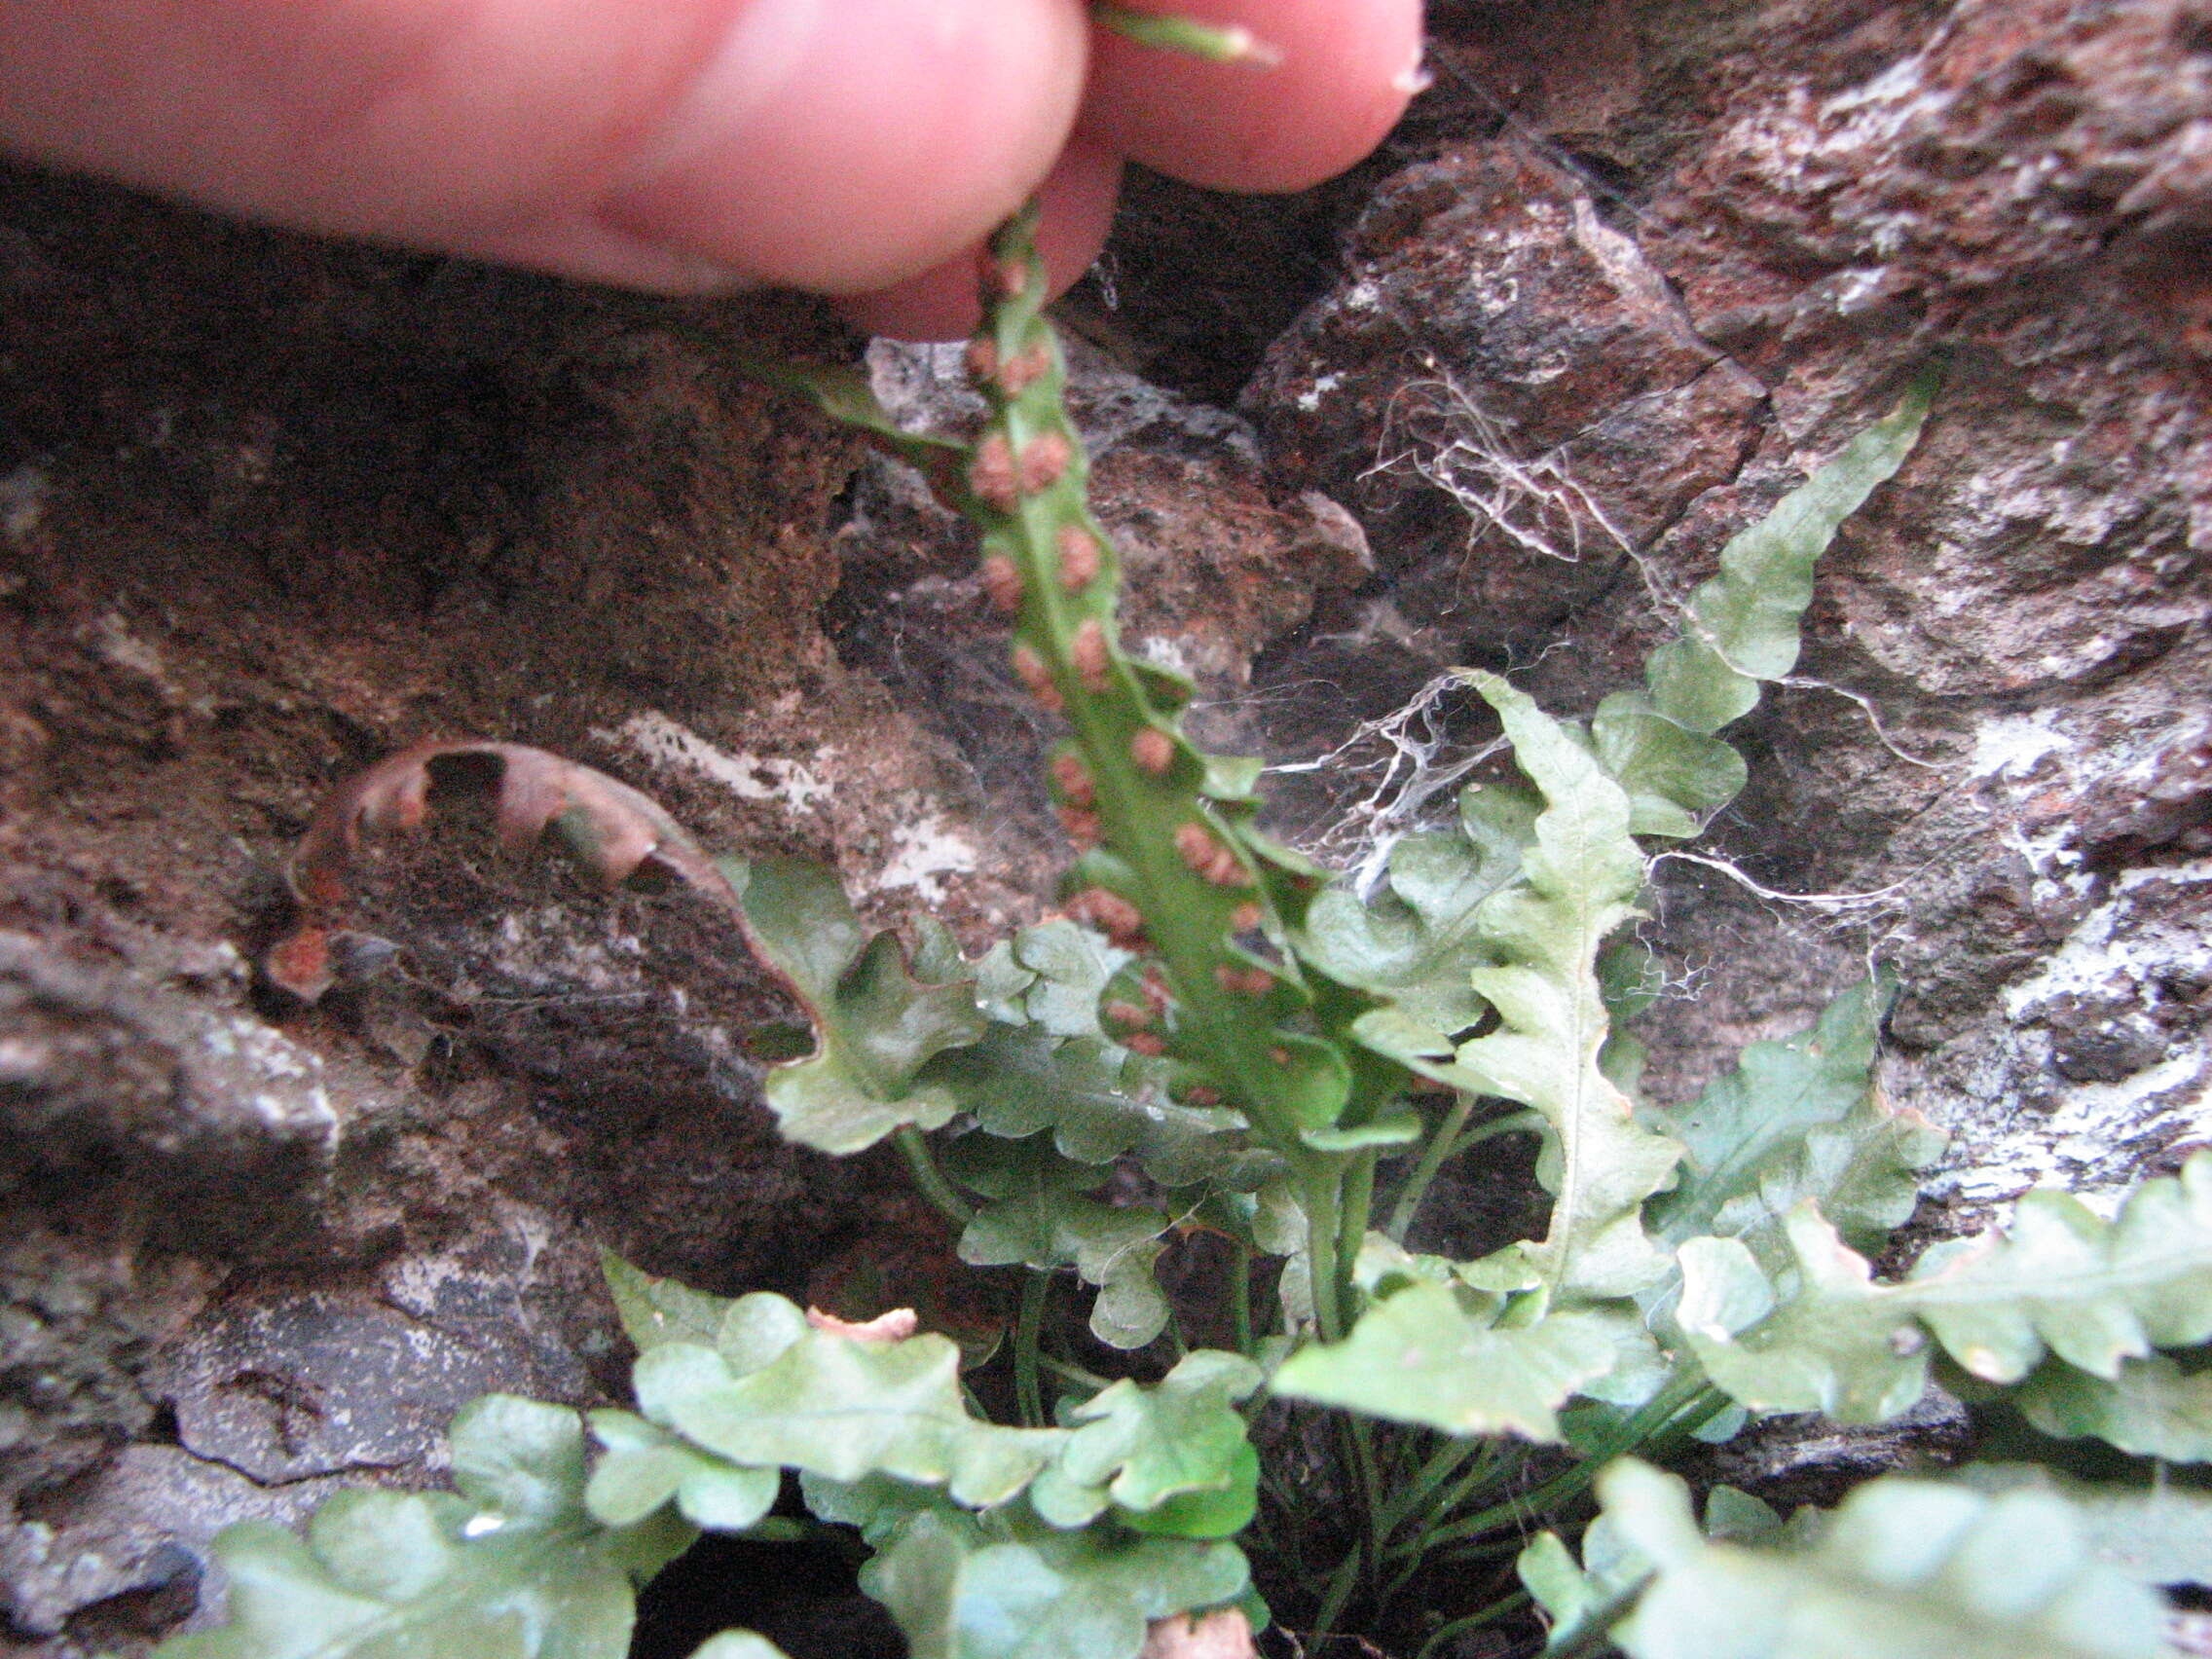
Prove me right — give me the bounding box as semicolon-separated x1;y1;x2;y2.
1296;372;1343;414
1966;708;2073;785
2003;861;2212;1021
90;611;170;685
487;904;651;996
1936;1048;2209;1207
868;817;978;905
1926;859;2212;1204
600;710;830;814
0;463;48;541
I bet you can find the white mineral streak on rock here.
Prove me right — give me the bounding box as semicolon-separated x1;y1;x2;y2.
869;818;977;905
600;710;830;812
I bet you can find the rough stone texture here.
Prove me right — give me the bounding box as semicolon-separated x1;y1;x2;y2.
0;0;2208;1651
0;170;1068;1654
1242;0;2211;1226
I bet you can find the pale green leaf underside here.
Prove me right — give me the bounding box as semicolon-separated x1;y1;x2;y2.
1958;1463;2212;1589
1680;1153;2212;1422
633;1319;1065;1508
1601;1458;2173;1659
157;1397;688;1659
741;858;988;1154
1271;1282;1620;1441
1456;674;1680;1301
1031;1350;1262;1528
861;1506;1247;1659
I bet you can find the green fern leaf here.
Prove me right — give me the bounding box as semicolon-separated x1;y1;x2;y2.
2011;1351;2212;1462
734;857;988;1154
1680;1153;2212;1422
1644;980;1944;1266
1029;1351;1262;1535
946;1132;1172;1348
1455;674;1681;1301
861;1504;1248;1659
1600;1458;2175;1659
630;1299;1064;1507
1271;1281;1622;1441
157;1397;691;1659
1589;375;1934;837
1641;374;1935;738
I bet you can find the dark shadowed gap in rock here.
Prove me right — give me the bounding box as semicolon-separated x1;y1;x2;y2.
629;1523;902;1659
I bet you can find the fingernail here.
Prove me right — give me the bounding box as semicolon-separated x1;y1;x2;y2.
1394;53;1435;97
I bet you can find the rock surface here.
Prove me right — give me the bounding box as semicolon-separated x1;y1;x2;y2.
0;0;2207;1652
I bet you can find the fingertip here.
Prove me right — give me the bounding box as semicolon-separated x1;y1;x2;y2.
601;0;1092;295
1084;0;1423;194
837;138;1123;341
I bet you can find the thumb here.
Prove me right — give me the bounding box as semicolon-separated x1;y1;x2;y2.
0;0;1091;295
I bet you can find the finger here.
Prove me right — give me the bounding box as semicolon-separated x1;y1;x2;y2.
0;0;1091;296
837;137;1123;341
1082;0;1424;193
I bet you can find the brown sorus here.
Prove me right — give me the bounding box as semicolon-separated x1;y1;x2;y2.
1019;430;1072;496
1124;1031;1169;1057
965;337;1000;383
1055;804;1102;847
979;554;1023;614
1012;644;1063;713
999;344;1051;395
1130;727;1175;777
1051;752;1095;807
1183;1086;1223;1107
1174;820;1245;886
1231;901;1265;933
1071;620;1112;692
1102;999;1152;1030
969;433;1018;512
1217;965;1273;996
1067;886;1146;946
1056;524;1102;590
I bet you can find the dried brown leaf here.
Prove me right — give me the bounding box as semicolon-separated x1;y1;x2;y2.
1139;1607;1255;1659
267;740;735;1002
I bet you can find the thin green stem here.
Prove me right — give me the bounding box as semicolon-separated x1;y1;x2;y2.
1390;1374;1714;1561
1385;1092;1477;1240
1382;1530;1525;1607
1230;1237;1254;1357
1336;1149;1379;1326
1089;1;1280;61
1014;1271;1050;1428
1412;1439;1521;1541
896;1126;975;1231
1309;1547;1363;1651
1450;1108;1545;1160
1376;1434;1490;1539
1413;1590;1531;1659
1302;1169;1347;1343
1036;1351;1111;1392
1348;1416;1389;1604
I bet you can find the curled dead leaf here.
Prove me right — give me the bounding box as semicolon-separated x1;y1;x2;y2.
804;1307;921;1343
266;740;738;1002
1140;1607;1255;1659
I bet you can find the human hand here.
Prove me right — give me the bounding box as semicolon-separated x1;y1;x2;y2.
0;0;1423;339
